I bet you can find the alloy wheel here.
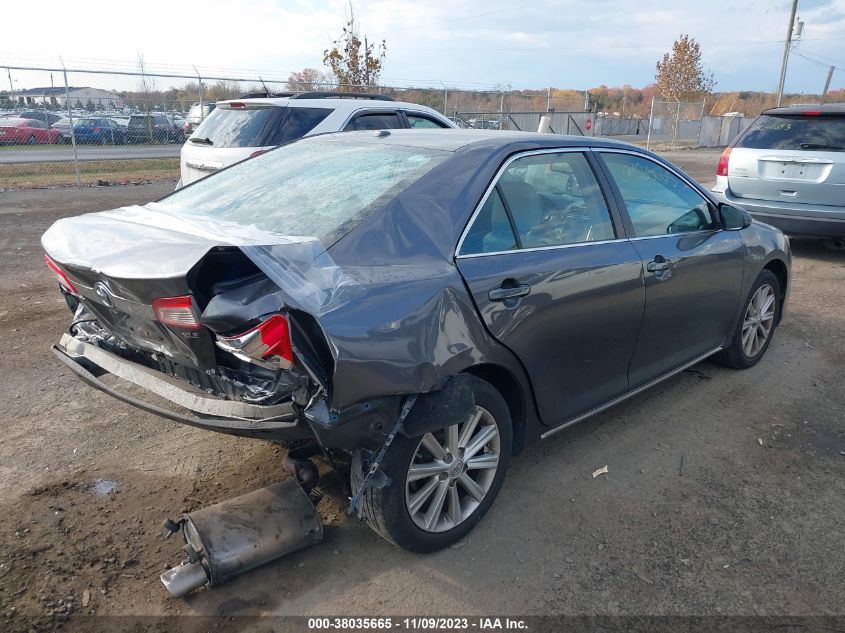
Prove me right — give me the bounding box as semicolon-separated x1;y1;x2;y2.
404;406;501;533
742;283;776;358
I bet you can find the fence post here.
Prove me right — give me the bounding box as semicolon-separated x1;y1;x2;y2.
646;96;655;151
61;64;80;187
499;91;504;130
672;100;681;150
194;67;203;124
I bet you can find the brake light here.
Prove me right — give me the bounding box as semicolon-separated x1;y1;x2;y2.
229;102;246;109
801;111;821;116
152;295;201;330
215;314;293;370
44;254;78;294
249;149;266;159
717;147;732;177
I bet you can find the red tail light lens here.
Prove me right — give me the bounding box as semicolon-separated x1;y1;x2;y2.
152;295;201;330
215;315;293;370
249;149;266;159
44;254;78;294
229;102;246;109
717;147;732;177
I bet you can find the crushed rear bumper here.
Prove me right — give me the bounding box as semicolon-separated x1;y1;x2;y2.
53;333;310;441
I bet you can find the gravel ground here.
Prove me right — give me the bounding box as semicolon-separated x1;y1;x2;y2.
0;150;842;632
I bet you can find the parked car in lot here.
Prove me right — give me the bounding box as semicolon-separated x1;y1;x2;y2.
183;102;215;136
14;111;65;126
179;91;455;186
0;117;63;144
712;104;845;243
44;130;790;552
72;117;126;144
126;113;184;144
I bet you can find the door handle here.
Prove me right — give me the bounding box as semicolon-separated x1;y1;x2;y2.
646;256;674;273
488;283;531;302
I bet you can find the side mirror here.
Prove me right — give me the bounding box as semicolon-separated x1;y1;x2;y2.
719;203;752;231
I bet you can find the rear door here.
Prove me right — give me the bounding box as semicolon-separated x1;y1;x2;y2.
596;150;745;387
728;112;845;206
456;149;645;425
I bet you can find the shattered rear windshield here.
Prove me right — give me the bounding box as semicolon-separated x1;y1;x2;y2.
151;139;448;244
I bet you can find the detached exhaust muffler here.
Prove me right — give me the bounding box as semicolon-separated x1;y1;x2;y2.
160;479;323;597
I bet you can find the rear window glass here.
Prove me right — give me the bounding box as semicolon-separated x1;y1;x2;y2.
190;106;331;148
737;114;845;151
151;138;448;244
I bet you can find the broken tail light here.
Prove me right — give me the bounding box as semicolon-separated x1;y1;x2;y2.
717;146;733;177
152;296;201;330
215;315;293;370
44;254;78;295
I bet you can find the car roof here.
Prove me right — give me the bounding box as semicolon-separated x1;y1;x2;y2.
763;103;845;115
214;95;444;114
309;128;642;153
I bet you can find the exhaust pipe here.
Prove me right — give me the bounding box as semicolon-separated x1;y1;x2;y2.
160;479;323;597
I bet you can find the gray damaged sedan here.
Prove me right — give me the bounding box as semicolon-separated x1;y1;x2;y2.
44;130;791;554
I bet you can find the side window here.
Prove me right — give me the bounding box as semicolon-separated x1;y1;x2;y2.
601;153;716;237
406;113;449;129
500;152;615;248
460;152;615;255
460;189;518;255
344;112;403;131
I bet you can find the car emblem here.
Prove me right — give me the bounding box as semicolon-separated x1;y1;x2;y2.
95;282;115;307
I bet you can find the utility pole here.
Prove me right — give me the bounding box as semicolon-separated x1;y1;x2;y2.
821;65;835;103
776;0;799;107
547;87;551;112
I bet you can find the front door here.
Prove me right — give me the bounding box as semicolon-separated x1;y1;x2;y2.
456;150;645;425
597;151;745;387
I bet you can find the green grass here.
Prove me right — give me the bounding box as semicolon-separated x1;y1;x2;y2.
0;158;179;188
0;142;171;152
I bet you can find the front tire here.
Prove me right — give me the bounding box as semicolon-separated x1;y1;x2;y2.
352;375;512;553
717;269;781;369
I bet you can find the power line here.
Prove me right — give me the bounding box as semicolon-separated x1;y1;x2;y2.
390;35;845;53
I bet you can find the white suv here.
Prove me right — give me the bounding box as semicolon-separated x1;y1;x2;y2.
179;91;456;187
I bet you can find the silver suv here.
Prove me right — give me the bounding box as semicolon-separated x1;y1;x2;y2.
712;104;845;242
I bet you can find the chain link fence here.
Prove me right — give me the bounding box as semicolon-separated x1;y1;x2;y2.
645;99;707;150
1;61;752;190
0;63;603;189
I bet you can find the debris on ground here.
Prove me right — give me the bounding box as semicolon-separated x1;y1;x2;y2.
592;465;609;478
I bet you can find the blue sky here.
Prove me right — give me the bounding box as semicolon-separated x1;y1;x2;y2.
1;0;843;93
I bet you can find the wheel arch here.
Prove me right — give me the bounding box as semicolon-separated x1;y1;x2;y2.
462;363;526;454
763;257;788;325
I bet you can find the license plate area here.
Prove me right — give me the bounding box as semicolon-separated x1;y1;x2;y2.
758;158;831;182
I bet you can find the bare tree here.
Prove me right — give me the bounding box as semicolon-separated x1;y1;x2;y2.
286;68;331;92
323;9;387;91
655;35;715;102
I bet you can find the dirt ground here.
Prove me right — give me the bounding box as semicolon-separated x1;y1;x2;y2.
0;150;843;632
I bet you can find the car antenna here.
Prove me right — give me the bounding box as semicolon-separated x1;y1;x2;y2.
259;76;271;96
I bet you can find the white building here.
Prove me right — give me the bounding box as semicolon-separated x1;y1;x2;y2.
13;87;123;109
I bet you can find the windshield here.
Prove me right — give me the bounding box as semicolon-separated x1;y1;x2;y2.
76;118;97;126
737;114;845;151
151;138;448;244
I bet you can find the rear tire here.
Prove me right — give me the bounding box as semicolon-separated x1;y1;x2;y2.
716;269;781;369
352;375;512;553
27;135;37;145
